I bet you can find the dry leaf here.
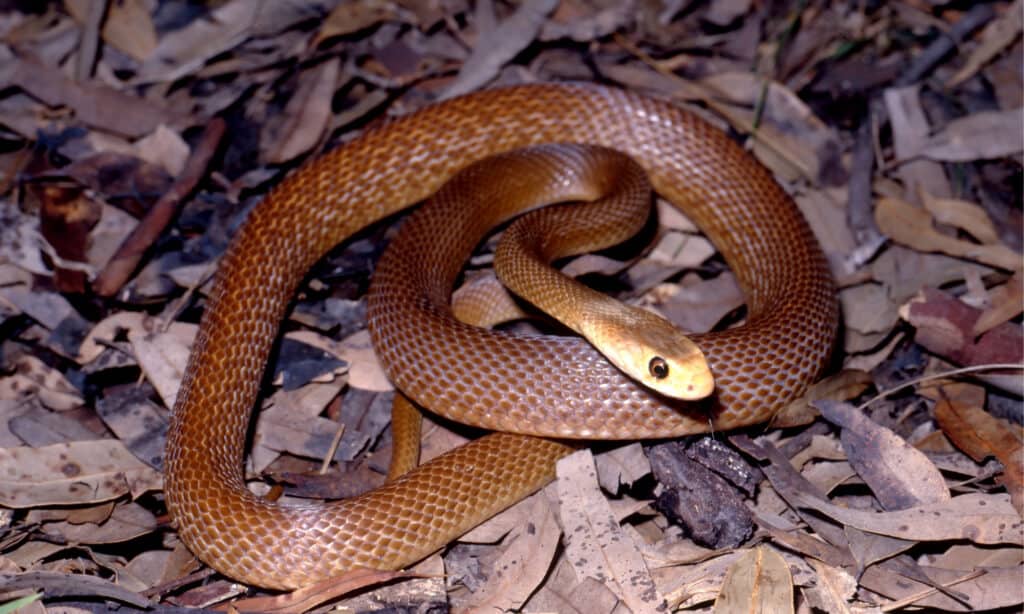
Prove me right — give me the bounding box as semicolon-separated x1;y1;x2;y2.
0;440;161;507
556;449;666;614
40;501;157;544
65;0;157;61
911;107;1024;161
947;0;1024;87
899;288;1023;396
128;322;198;409
230;567;421;614
713;546;794;614
5;57;168;138
0;355;84;411
775;369;872;429
884;85;953;200
928;383;1024;512
134;125;190;176
973;272;1024;334
266;58;341;163
795;492;1022;545
314;0;398;44
593;442;651;492
875;196;1022;271
442;0;558;99
920;192;1001;244
335;330;392;392
815;400;951;510
462;493;561;612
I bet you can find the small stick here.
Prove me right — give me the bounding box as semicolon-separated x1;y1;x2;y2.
93;118;226;298
895;4;996;87
76;0;109;81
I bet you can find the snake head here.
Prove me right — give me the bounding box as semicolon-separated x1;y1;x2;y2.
580;304;714;400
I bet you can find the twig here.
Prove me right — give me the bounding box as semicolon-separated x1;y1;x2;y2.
93;118;226;298
75;0;109;81
856;363;1024;412
895;4;996;87
846;107;880;245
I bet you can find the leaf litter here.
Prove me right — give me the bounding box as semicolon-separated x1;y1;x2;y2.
0;1;1021;612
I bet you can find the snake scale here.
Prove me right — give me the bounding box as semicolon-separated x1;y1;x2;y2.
164;83;838;589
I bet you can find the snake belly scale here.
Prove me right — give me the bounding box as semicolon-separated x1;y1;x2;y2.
164;83;838;589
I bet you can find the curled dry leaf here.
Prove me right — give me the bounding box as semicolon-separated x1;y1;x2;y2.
899;288;1023;395
925;383;1024;513
920;191;1001;244
875;196;1021;272
973;272;1024;335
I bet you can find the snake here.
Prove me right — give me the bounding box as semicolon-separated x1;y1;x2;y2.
164;82;838;590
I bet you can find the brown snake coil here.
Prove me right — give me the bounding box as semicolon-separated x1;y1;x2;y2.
164;83;838;590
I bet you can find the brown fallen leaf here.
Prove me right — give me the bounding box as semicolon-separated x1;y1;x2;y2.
29;178;102;293
65;0;158;62
973;272;1024;335
899;288;1023;395
39;501;157;545
814;400;951;510
441;0;558;99
919;191;1001;244
265;58;341;163
927;382;1024;513
4;57;169;138
794;492;1022;545
713;545;794;614
313;0;399;45
556;449;666;614
909;107;1024;162
461;492;561;612
875;196;1021;272
0;440;162;507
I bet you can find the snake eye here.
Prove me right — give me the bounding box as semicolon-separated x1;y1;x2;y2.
649;357;669;379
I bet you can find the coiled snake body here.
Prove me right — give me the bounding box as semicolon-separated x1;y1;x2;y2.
164;83;838;589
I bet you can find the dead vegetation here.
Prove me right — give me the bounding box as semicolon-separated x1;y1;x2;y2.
0;0;1021;612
